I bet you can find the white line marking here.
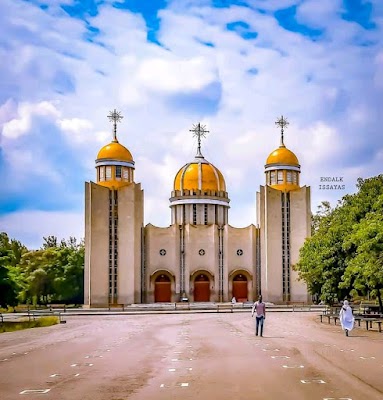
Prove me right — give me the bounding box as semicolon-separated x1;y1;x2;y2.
282;365;304;369
20;389;51;394
160;384;165;388
301;379;326;384
74;373;80;377
168;368;176;372
359;356;375;360
271;356;290;359
0;359;8;362
85;363;93;366
180;383;189;387
49;374;61;377
70;364;79;367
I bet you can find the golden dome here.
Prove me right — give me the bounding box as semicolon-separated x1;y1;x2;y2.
97;140;133;162
266;145;299;166
174;160;226;192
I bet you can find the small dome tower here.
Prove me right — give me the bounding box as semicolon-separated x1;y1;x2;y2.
265;116;300;192
95;109;135;189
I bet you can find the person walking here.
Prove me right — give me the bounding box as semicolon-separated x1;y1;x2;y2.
339;300;354;336
251;295;266;336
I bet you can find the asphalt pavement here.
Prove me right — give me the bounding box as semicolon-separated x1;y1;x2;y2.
0;312;382;400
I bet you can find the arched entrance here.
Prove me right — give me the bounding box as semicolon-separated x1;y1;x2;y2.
154;274;171;302
232;274;248;302
194;274;210;302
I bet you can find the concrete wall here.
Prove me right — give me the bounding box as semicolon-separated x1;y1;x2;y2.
184;224;218;301
290;186;311;302
144;224;178;302
117;183;144;304
224;225;257;302
84;182;110;306
258;185;311;304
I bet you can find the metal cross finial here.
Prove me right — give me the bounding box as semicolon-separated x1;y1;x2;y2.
107;109;123;142
190;123;209;158
275;115;289;146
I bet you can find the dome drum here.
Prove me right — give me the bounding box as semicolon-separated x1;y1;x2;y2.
264;164;300;173
95;159;135;169
171;189;229;198
170;198;230;208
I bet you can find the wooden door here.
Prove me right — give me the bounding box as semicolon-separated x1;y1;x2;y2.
194;274;210;302
155;275;171;302
233;274;248;302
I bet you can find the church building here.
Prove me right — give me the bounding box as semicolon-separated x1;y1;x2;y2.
84;111;311;306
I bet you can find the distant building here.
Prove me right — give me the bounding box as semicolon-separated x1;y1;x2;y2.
84;112;311;305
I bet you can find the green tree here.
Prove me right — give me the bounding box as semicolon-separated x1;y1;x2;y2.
0;233;26;308
341;197;383;312
19;237;84;305
294;175;383;305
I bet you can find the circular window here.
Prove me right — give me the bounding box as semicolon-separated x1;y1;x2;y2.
199;249;205;256
159;249;166;256
237;249;243;256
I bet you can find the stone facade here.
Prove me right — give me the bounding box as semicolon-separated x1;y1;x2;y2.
84;122;311;306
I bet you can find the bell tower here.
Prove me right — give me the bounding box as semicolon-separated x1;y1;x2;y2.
84;110;144;307
257;116;310;303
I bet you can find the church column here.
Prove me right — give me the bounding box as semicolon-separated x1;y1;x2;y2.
140;226;146;303
256;226;261;296
281;192;291;302
179;224;186;300
218;225;224;302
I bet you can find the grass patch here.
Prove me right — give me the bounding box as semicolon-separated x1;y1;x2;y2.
0;316;59;333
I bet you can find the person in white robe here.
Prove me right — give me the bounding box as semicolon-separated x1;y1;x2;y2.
339;300;354;336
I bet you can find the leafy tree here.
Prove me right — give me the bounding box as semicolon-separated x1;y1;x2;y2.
311;201;332;234
341;196;383;312
294;175;383;305
42;236;58;249
0;232;27;308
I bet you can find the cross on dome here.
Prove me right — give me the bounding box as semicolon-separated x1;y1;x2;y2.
107;109;124;142
275;115;289;146
190;123;209;158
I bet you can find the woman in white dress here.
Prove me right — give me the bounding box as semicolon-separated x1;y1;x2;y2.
339;300;355;336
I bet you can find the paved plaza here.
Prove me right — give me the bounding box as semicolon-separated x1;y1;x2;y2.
0;311;382;400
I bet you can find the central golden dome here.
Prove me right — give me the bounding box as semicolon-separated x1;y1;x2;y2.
266;144;299;166
174;159;226;192
97;140;133;162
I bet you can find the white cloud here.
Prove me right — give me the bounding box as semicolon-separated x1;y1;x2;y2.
2;101;60;139
136;56;218;93
1;0;383;247
58;118;96;145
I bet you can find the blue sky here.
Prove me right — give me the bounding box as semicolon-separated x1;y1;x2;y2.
1;0;383;248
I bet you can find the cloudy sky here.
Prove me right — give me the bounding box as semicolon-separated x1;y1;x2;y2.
1;0;382;249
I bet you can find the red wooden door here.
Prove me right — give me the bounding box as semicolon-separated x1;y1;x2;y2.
194;274;210;302
232;281;248;302
155;275;171;302
233;274;248;302
155;283;171;302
